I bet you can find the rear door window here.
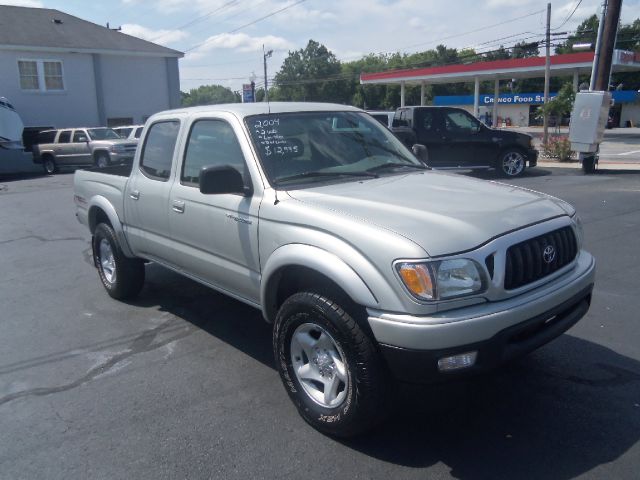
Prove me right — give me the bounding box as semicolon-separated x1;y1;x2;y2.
139;121;180;181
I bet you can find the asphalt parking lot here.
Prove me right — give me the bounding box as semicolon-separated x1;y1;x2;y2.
1;167;639;479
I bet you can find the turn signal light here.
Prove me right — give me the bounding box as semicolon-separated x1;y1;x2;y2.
397;263;435;300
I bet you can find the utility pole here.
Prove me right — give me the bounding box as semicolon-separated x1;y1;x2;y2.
263;45;273;103
590;0;608;90
543;2;551;146
594;0;622;90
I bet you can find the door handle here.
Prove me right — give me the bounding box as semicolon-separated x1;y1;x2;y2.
172;200;185;213
129;190;140;200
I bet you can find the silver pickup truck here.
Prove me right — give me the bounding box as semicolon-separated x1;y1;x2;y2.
34;127;137;174
73;103;595;437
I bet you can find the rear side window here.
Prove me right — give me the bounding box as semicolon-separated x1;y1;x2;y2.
58;130;71;143
181;119;246;186
139;121;180;180
37;131;56;143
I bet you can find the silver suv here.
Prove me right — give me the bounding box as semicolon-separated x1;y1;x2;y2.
33;127;137;174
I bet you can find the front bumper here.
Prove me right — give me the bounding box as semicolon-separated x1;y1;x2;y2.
526;147;538;167
110;152;134;163
368;251;595;382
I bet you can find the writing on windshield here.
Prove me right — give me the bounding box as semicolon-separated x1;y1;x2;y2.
246;111;419;187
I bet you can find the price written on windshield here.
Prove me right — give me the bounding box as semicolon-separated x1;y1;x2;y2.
253;117;300;156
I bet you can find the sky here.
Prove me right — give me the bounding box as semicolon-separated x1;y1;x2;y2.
4;0;640;93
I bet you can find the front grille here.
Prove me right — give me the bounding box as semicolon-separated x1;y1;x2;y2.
504;226;577;290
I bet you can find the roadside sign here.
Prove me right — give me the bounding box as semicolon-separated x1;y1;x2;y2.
242;84;255;103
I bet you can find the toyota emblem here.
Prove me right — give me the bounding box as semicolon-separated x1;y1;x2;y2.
543;245;556;264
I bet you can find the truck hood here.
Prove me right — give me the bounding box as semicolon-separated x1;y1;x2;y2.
286;171;572;257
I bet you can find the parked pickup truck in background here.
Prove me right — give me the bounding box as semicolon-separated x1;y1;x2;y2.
74;103;594;437
113;125;144;141
34;127;137;174
392;106;538;177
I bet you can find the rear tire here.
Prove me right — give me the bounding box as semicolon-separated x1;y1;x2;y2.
93;223;145;300
42;156;57;175
274;292;390;437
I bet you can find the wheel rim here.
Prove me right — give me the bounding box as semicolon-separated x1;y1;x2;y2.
45;159;54;173
290;323;349;408
99;238;116;284
97;156;108;168
502;151;525;176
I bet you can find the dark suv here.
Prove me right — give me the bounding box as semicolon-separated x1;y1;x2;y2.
391;106;537;177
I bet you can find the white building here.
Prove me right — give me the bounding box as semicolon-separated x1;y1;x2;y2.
0;5;183;129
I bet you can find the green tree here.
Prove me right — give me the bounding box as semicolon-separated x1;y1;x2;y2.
513;41;540;58
272;40;348;102
536;82;576;131
555;15;599;54
181;84;240;107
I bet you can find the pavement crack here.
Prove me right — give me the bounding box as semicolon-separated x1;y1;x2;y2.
0;235;85;245
0;320;194;407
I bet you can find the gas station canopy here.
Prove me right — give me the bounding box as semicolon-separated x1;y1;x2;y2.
359;50;640;118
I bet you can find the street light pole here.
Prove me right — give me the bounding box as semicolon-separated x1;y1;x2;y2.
543;2;551;146
263;45;273;103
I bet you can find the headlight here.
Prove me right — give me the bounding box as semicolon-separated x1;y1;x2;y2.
572;213;584;249
110;144;126;153
397;259;484;301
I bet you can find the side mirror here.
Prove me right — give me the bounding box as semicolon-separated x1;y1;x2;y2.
412;144;429;165
199;165;251;196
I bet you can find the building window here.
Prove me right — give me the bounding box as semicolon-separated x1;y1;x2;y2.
17;60;64;92
44;62;64;90
18;61;39;90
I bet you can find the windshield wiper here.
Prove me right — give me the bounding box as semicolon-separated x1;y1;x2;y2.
366;163;428;173
275;170;379;185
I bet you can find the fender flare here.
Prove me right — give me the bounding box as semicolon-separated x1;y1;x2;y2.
87;195;135;258
261;244;379;322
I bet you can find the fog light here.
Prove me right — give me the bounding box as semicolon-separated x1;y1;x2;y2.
437;351;478;372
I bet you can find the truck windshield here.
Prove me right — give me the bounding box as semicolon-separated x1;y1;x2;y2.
245;111;423;188
87;128;121;140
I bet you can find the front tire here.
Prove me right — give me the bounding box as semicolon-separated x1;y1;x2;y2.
93;223;145;300
274;292;390;437
498;149;526;177
95;152;110;168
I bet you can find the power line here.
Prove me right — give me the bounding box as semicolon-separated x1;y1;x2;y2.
184;0;308;53
553;0;584;30
151;0;240;42
398;9;545;52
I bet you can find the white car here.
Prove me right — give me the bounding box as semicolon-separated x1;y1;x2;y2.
113;125;144;141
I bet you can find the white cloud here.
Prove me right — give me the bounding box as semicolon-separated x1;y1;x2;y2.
2;0;44;6
188;32;294;58
120;23;189;46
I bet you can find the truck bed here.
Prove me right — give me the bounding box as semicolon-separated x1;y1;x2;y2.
73;164;131;225
83;162;133;177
